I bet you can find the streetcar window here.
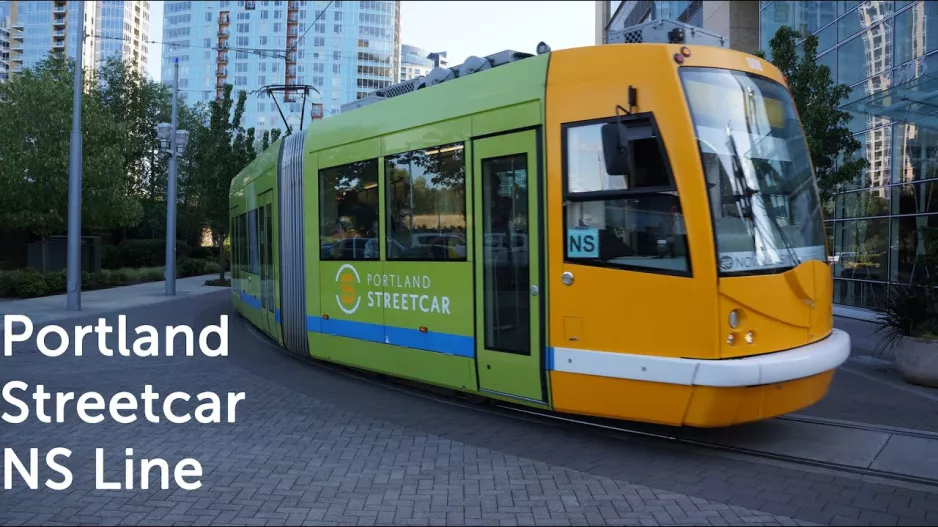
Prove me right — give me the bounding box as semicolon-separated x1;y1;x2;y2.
385;142;467;261
319;159;380;261
562;117;690;276
248;209;259;274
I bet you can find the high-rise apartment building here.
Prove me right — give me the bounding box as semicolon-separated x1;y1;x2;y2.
399;44;447;81
597;1;759;54
9;0;97;72
95;1;151;73
0;0;150;81
760;1;938;313
161;0;402;134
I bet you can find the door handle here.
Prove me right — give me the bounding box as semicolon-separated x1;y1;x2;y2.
530;285;539;296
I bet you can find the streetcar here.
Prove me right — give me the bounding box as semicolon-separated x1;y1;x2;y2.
228;21;850;428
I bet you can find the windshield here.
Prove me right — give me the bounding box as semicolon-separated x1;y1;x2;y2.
680;67;827;276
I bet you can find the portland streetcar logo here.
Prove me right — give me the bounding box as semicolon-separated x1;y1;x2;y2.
335;264;361;314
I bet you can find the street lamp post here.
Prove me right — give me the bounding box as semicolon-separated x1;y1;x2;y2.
66;0;85;311
156;58;189;296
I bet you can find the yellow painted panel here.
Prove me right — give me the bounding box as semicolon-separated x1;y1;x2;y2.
545;44;720;360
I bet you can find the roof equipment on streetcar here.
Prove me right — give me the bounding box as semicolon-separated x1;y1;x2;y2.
340;48;534;113
606;18;727;48
339;18;724;116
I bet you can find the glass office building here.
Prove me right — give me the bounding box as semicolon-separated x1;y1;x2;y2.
162;0;401;133
760;1;938;311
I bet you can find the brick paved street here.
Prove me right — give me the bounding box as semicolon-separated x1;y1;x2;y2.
1;292;936;526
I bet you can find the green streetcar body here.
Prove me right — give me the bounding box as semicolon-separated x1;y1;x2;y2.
229;53;551;406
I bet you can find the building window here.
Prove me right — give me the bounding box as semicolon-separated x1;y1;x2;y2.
319;159;380;260
385;143;467;260
562;116;689;275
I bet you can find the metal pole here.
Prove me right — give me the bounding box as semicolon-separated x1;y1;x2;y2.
165;58;179;295
66;0;85;311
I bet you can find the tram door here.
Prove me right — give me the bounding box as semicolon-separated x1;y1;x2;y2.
473;129;545;403
257;191;278;339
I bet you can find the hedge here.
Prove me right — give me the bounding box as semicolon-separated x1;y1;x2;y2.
101;239;231;270
0;258;222;299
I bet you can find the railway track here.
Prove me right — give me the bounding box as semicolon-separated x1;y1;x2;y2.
244;323;938;490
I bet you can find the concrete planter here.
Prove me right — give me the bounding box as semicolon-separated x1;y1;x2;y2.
894;336;938;388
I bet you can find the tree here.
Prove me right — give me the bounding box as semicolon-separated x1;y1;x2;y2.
756;26;868;205
0;57;142;269
190;84;255;280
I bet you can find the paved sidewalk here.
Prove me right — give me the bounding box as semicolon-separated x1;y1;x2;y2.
0;282;936;525
0;293;809;527
0;273;228;334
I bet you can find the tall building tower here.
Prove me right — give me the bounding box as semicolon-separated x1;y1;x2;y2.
0;0;150;81
161;0;402;134
95;0;151;74
12;0;98;71
399;44;447;82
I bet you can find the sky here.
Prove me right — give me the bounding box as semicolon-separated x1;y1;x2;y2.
146;1;595;82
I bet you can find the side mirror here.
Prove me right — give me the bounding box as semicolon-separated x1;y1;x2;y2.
601;122;632;177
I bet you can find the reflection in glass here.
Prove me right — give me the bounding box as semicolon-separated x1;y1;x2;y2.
894;2;938;64
835;187;891;219
565;196;689;273
319;159;380;260
841;124;892;189
832;218;890;280
834;279;886;308
893;181;938;215
893;124;938;183
681;67;827;275
481;154;530;355
891;214;937;282
385;143;467;260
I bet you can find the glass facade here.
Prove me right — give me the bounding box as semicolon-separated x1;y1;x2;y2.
760;1;938;310
97;1;150;71
608;0;703;31
162;0;401;133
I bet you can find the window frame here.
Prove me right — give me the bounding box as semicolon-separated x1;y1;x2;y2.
318;158;381;262
384;141;469;263
560;112;693;278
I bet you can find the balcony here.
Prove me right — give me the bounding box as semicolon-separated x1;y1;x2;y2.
217;28;229;37
216;68;227;77
288;1;300;9
218;14;230;24
53;29;66;37
53;5;67;14
52;39;66;49
288;14;298;23
53;17;66;27
218;53;229;63
286;52;296;62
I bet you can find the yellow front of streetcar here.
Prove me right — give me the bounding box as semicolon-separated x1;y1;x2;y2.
544;42;850;427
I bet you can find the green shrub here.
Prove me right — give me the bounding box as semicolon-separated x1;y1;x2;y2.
3;269;49;298
177;257;209;277
205;278;231;287
205;261;221;275
44;270;67;294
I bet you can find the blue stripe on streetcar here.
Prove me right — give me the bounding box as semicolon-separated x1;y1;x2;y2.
240;295;472;358
304;315;474;358
546;347;555;371
239;291;261;311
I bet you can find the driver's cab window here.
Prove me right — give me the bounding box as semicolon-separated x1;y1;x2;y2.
563;116;690;275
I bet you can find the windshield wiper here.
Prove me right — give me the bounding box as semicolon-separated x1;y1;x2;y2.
724;126;801;269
